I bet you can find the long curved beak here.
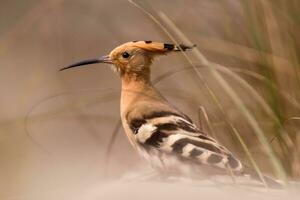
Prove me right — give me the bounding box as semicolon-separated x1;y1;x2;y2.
60;55;112;71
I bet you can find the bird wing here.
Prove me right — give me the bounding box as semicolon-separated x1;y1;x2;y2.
130;111;243;172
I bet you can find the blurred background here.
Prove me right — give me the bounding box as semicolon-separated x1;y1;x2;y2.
0;0;299;199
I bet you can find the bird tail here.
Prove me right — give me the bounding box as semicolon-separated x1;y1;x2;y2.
242;165;283;189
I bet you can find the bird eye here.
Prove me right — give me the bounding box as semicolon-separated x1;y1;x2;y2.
122;52;130;58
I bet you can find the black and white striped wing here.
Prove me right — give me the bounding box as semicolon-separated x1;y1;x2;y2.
131;112;242;172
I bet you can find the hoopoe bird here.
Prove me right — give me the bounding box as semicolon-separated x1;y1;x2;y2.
61;41;280;187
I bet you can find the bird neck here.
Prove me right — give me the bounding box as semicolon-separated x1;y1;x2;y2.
121;71;153;92
121;74;150;88
120;75;165;117
120;68;151;83
121;75;156;103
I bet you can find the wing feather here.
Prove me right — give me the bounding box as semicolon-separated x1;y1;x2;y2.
134;114;243;172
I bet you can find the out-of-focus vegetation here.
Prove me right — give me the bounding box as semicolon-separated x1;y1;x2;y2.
126;0;300;182
0;0;299;198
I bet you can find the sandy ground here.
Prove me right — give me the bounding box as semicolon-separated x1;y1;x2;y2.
84;181;300;200
13;182;300;200
6;173;300;200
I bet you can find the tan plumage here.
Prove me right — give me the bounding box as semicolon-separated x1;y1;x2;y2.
61;40;280;187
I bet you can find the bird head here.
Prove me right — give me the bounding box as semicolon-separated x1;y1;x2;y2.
61;41;195;81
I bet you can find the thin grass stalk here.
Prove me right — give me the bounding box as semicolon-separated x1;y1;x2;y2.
197;106;217;139
104;120;122;176
283;117;300;177
197;106;237;182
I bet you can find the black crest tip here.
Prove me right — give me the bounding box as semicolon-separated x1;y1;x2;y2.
178;44;196;51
